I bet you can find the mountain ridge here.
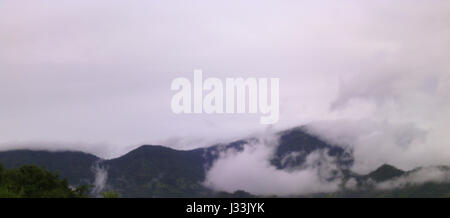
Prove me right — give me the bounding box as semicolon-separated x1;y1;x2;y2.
1;127;449;197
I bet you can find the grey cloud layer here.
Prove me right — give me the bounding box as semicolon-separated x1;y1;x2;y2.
0;0;449;177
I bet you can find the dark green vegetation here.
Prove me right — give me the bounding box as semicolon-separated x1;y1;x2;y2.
101;190;120;198
103;145;208;197
1;127;450;198
0;150;99;185
0;164;89;198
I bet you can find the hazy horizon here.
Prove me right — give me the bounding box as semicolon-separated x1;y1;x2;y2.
1;0;450;175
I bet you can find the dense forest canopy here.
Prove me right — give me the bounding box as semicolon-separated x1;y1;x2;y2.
0;164;89;198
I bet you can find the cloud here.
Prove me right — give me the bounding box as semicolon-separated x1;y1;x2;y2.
305;120;429;173
0;0;449;174
304;67;450;174
91;161;108;196
203;135;341;196
377;167;450;190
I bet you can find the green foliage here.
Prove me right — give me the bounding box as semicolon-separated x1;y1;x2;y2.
74;184;91;197
105;145;208;197
0;150;99;185
0;164;89;198
101;190;119;198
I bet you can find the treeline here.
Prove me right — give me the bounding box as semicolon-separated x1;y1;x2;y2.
0;164;90;198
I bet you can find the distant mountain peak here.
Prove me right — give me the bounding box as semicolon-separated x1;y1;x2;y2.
367;164;405;182
271;127;353;170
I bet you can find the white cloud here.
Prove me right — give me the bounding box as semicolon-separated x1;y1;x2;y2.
0;0;449;173
377;167;450;190
204;135;341;196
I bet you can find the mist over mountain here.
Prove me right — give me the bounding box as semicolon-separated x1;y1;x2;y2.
1;1;450;167
1;126;450;197
1;0;449;199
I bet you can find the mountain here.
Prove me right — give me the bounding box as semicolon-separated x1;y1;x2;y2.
0;150;100;185
1;127;450;197
271;127;353;170
326;164;450;198
0;127;345;197
365;164;405;182
102;145;208;197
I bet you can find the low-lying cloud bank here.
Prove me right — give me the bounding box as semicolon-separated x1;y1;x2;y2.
377;166;450;190
203;131;450;196
203;135;342;196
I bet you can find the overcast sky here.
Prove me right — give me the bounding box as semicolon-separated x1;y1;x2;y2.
1;0;450;172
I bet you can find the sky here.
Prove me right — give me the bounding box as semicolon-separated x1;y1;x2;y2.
1;0;450;177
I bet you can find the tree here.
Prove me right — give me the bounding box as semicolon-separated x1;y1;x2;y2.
0;164;89;198
101;190;120;198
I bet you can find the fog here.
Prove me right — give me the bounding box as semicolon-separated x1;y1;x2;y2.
91;161;108;196
204;135;342;196
1;1;450;190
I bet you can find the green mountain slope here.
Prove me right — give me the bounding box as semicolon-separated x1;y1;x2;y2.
0;127;450;198
0;150;100;185
103;145;208;197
